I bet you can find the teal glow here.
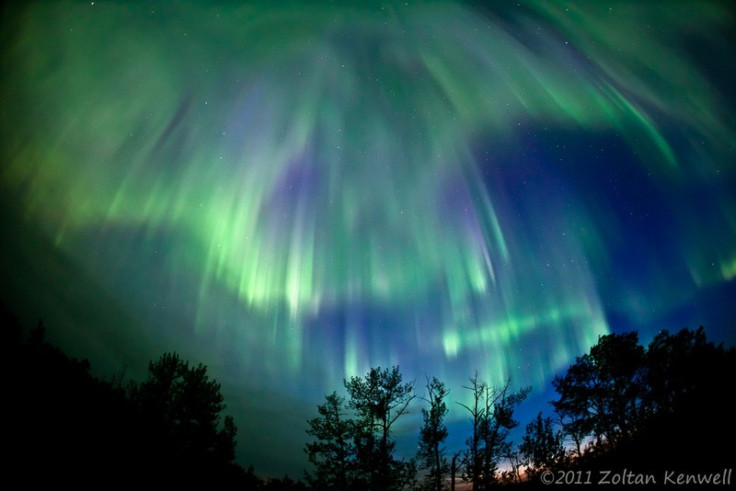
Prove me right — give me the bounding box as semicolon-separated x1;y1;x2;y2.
2;0;734;477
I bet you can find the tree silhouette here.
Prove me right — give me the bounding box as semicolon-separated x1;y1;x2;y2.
6;313;137;485
635;327;736;469
459;373;485;489
344;366;416;490
519;411;565;478
459;375;529;488
1;303;262;486
551;332;644;450
416;376;450;490
644;326;720;414
549;326;736;473
304;391;356;490
479;379;529;487
132;351;238;476
501;446;525;484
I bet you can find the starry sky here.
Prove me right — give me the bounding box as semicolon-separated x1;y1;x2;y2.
1;0;735;478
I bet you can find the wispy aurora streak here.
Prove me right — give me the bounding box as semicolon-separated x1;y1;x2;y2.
2;0;735;422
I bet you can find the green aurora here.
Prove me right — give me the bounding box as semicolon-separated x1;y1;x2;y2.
2;0;734;476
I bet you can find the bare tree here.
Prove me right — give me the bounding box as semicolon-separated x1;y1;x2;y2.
459;375;529;488
417;376;449;490
458;373;485;489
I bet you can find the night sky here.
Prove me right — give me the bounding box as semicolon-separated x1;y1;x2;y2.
1;0;735;478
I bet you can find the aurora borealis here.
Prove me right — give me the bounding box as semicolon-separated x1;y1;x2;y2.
1;0;735;477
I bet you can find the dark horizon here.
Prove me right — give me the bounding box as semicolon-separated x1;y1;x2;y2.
5;305;734;487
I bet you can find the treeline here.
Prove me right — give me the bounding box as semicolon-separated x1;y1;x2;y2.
304;368;533;490
552;328;736;475
3;299;733;489
2;304;267;488
304;327;736;489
